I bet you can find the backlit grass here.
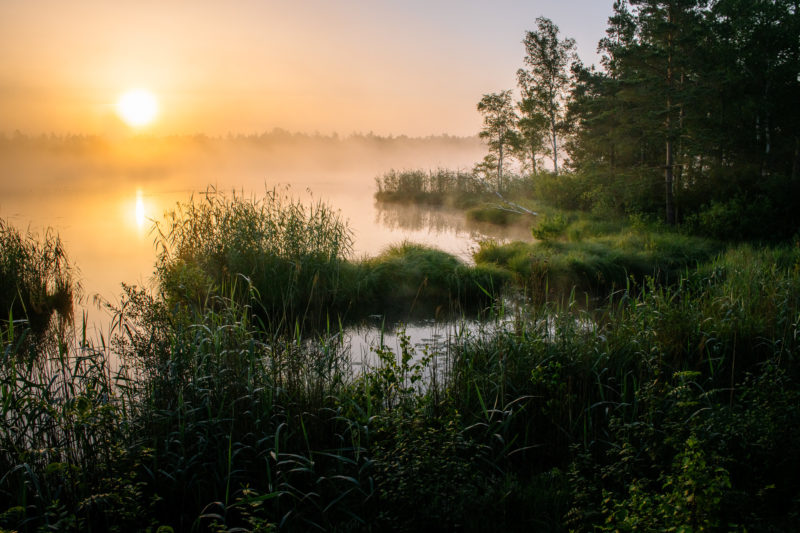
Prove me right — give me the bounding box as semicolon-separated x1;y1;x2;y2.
0;218;75;334
476;217;720;300
2;208;800;531
156;189;509;331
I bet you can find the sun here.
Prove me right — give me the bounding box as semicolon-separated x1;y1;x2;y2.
116;89;158;127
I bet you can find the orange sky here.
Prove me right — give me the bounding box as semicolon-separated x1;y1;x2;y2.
0;1;614;137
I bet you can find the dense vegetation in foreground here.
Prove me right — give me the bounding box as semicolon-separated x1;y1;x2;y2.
2;189;800;531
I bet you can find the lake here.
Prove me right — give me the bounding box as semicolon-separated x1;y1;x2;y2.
0;133;534;348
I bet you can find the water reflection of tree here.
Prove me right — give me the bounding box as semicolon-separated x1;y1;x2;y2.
374;202;533;242
375;203;465;233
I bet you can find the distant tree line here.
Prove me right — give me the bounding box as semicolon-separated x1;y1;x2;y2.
477;0;800;240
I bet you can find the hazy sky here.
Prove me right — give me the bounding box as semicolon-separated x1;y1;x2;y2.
0;1;615;137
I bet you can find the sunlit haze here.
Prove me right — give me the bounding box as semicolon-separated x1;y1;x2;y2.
1;0;615;323
1;0;614;137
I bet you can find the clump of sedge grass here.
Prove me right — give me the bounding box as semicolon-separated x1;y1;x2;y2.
355;242;510;319
155;189;510;330
476;219;720;299
154;186;352;332
0;218;75;334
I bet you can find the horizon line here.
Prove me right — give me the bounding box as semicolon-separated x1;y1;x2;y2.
0;128;483;142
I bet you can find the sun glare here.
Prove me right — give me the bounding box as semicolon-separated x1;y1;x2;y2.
116;89;158;128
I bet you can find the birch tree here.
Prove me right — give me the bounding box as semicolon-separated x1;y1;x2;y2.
517;16;577;175
477;90;518;191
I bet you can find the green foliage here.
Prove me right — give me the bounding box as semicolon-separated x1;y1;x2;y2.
517;16;577;175
109;288;374;531
477;221;719;298
370;412;495;532
683;173;800;241
0;218;75;334
531;213;570;241
528;171;593;211
359;242;509;317
4;210;800;531
155;187;352;331
374;168;483;207
0;323;157;531
477;90;519;189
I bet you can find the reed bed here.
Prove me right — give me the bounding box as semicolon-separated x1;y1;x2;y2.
476;221;720;300
374;168;483;207
0;219;75;334
155;189;508;331
2;209;800;530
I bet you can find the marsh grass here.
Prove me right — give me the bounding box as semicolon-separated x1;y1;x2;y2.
155;186;353;332
0;320;137;530
3;203;800;530
108;287;374;531
477;219;720;300
0;219;76;334
374;168;483;207
156;190;509;333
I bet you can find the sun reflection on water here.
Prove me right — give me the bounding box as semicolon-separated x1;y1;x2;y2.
135;190;145;228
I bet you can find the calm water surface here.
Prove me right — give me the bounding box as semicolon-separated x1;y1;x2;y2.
0;135;533;342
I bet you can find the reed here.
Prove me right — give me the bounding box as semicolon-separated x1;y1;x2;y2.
476;222;720;299
374;168;483;207
154;186;355;333
3;204;800;531
0;219;75;334
155;190;509;331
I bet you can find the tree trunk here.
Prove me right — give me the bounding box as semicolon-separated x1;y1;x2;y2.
665;6;676;225
551;115;559;175
498;141;504;192
666;138;675;225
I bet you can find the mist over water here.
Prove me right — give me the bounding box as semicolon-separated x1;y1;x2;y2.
0;132;532;334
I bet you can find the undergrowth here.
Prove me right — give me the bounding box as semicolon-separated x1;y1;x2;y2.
476;216;721;300
2;212;800;531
